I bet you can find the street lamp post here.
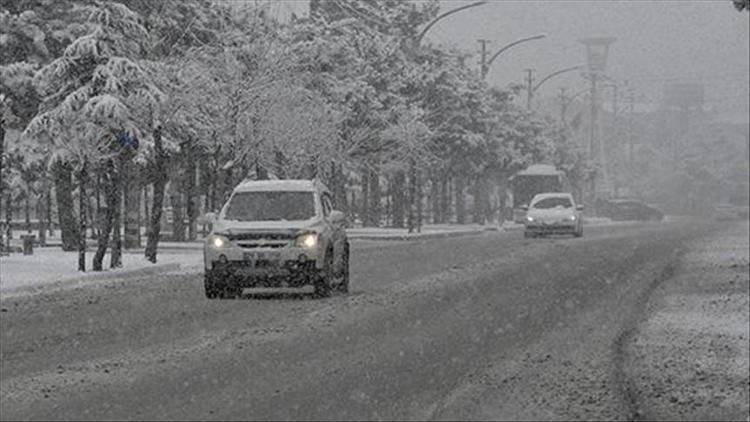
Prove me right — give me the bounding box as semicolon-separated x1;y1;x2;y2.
525;65;582;109
479;33;547;79
559;87;589;122
406;1;487;233
579;36;616;201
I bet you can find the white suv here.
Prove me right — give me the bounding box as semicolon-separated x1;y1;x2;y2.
203;179;349;298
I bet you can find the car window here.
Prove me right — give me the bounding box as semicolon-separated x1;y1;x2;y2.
321;194;332;217
224;191;315;221
532;197;573;209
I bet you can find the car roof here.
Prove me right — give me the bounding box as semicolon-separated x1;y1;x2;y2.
233;179;326;193
531;192;574;203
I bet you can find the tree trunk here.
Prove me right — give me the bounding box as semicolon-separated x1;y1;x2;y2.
330;162;347;216
24;192;31;232
145;126;166;263
0;113;4;202
185;144;198;240
221;166;234;205
53;161;78;251
430;174;439;224
439;173;449;224
36;191;46;246
416;169;423;233
95;172;101;238
123;160;141;249
368;167;380;227
391;171;405;228
171;190;185;241
110;158;122;269
46;188;52;236
472;176;487;224
93;162;115;271
361;168;370;227
92;204;113;271
4;192;12;250
255;157;268;180
78;161;87;272
497;171;509;224
143;185;150;226
407;159;416;233
274;149;287;179
455;176;466;224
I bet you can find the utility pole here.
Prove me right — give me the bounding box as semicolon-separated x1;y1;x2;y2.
525;68;534;109
558;87;568;121
579;36;616;203
627;90;635;169
585;71;599;198
477;39;491;79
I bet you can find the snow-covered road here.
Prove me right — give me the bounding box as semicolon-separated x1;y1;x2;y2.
0;220;742;420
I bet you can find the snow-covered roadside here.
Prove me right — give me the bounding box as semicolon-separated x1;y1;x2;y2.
0;249;203;298
624;220;750;421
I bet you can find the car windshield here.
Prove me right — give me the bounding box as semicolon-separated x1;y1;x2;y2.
224;191;315;221
532;197;573;209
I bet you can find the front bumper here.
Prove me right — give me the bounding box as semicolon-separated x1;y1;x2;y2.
525;221;578;234
206;259;318;287
204;242;323;271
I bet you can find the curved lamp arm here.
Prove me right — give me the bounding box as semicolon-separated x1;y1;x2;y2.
416;1;487;46
486;33;547;68
533;65;582;93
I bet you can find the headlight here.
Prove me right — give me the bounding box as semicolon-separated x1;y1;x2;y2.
526;216;535;222
295;232;318;248
208;234;229;249
569;215;577;221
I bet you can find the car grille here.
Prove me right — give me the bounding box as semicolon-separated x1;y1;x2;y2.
227;233;294;241
228;232;294;249
237;242;288;249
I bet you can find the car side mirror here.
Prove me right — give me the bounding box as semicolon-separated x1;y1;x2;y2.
329;210;345;223
198;212;217;225
520;205;529;211
576;205;584;211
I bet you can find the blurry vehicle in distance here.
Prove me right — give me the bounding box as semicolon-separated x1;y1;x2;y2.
712;202;745;221
509;164;573;223
202;179;349;299
523;192;584;238
597;199;664;222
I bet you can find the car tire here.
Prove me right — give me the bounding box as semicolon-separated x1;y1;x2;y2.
205;274;220;299
335;243;350;294
205;272;240;299
314;250;334;298
204;273;222;299
524;230;532;239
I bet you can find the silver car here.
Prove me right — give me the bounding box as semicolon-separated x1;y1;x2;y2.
203;179;349;298
523;192;584;238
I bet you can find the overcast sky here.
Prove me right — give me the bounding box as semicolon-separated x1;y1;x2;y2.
425;1;750;122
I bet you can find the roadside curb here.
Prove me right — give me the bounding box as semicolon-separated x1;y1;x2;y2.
348;229;486;241
1;262;181;299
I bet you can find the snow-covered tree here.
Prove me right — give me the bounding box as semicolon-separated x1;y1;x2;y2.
25;1;158;270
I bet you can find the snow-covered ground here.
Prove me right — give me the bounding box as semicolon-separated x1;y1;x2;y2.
0;248;203;298
0;224;487;297
624;220;750;420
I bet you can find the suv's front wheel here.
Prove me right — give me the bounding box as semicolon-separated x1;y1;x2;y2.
314;251;334;298
204;272;241;299
334;243;350;294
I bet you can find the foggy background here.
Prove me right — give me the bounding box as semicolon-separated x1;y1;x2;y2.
426;1;750;123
